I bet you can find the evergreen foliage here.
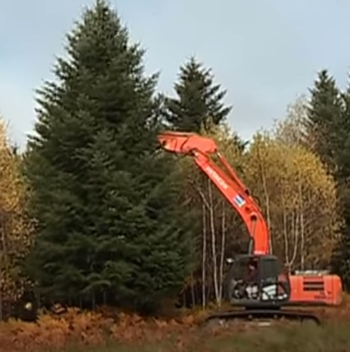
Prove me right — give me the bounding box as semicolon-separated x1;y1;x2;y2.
164;57;231;132
23;0;193;312
306;69;350;288
306;69;344;174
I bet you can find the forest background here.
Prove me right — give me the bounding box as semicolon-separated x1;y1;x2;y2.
0;0;349;317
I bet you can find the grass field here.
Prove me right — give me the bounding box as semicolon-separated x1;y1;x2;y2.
1;300;350;352
49;321;350;352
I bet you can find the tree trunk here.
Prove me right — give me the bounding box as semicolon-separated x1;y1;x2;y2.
218;202;226;301
190;274;196;307
208;180;220;306
299;180;305;270
201;201;207;309
282;195;289;264
290;210;299;266
261;169;272;252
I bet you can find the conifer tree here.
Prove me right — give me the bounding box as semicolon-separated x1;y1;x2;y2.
23;0;193;312
331;79;350;289
306;69;344;173
306;69;350;288
164;57;231;132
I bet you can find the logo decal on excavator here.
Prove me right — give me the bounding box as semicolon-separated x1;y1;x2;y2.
204;165;229;190
234;194;245;207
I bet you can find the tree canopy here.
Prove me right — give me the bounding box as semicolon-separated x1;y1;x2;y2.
23;0;193;313
164;57;231;132
245;131;341;269
0;118;33;307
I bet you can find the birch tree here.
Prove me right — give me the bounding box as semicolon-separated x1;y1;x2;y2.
274;95;310;148
245;132;341;269
174;122;246;307
0;118;33;318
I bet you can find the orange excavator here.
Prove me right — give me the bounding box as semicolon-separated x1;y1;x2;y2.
157;131;343;325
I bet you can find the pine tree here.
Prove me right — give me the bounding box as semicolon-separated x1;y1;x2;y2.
306;69;344;174
164;57;231;132
306;69;350;289
331;79;350;290
23;0;193;312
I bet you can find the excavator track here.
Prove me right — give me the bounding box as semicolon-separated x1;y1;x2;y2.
204;308;321;327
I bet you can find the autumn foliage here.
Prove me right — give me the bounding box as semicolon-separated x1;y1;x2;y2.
245;131;340;269
0;307;198;351
173;121;341;307
0;119;33;310
0;299;349;352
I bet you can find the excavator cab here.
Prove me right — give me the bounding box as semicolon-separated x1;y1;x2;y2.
226;254;291;308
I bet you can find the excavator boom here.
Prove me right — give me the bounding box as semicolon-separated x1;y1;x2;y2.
158;131;269;255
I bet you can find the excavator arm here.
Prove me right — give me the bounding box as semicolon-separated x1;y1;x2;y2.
157;131;270;255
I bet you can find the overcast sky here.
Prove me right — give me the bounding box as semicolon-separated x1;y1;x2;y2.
1;0;350;148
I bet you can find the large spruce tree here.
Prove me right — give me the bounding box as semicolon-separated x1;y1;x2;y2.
23;0;193;312
306;69;350;289
332;81;350;290
306;69;344;174
164;57;231;132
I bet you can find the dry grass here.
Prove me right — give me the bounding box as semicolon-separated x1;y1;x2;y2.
46;321;350;352
1;295;350;352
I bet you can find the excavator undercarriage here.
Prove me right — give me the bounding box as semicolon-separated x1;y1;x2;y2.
205;308;322;327
203;254;327;326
